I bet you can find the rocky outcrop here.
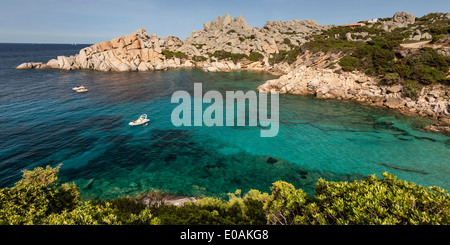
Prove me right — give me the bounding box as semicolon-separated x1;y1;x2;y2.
257;66;450;132
18;28;169;72
380;12;416;32
393;12;416;25
17;14;330;73
16;62;50;69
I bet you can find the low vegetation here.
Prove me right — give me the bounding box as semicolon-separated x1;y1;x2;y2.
301;13;450;98
1;165;449;225
207;50;264;64
269;45;302;65
162;50;189;60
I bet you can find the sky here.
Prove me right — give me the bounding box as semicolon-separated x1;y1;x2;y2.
0;0;448;44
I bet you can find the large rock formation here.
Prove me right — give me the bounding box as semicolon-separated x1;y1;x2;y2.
18;28;180;72
380;11;416;32
17;14;329;73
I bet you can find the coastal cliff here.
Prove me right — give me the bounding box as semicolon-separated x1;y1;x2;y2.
16;12;450;133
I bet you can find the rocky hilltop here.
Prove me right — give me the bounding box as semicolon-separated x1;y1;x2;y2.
17;14;330;73
16;12;450;133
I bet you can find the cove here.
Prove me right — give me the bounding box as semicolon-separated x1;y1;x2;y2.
0;44;449;200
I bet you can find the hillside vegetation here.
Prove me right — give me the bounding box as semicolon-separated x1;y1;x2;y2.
1;165;449;225
301;12;450;98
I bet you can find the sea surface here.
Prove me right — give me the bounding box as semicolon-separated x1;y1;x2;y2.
1;43;449;200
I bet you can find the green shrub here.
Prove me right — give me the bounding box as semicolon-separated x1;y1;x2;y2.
0;165;159;225
283;38;292;45
302;35;359;53
269;46;302;65
263;181;309;225
230;53;248;64
406;48;449;73
306;173;450;225
411;66;446;85
381;72;401;86
208;50;232;60
339;55;361;71
162;50;188;59
402;80;422;99
431;34;446;43
0;164;80;225
193;55;207;62
248;51;264;61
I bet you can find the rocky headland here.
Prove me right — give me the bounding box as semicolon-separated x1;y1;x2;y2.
17;12;450;133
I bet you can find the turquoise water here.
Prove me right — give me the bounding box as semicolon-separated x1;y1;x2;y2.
1;44;449;200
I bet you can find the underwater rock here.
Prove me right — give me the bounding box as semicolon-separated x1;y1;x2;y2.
378;162;428;175
266;157;278;164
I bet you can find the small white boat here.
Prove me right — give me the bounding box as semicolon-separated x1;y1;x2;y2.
129;114;150;126
72;85;85;91
76;88;88;93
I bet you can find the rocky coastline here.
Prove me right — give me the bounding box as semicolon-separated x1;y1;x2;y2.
257;65;450;134
16;12;450;134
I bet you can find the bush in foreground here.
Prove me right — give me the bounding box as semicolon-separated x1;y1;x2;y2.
0;166;449;225
0;165;159;225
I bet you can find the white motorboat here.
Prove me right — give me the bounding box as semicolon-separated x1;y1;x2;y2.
72;85;85;91
129;114;150;126
76;88;88;93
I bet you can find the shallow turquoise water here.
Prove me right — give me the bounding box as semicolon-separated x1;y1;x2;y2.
1;44;449;200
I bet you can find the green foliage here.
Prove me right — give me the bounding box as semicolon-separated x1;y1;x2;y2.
304;16;449;93
339;56;361;72
416;13;450;36
336;36;448;91
208;50;232;60
263;181;309;225
402;79;422;99
410;66;446;85
0;164;80;225
303;35;360;53
0;165;159;225
339;37;396;76
162;50;188;59
248;51;264;62
308;173;450;225
282;38;291;45
230;53;248;64
1;166;449;225
207;50;250;64
381;72;401;86
193;55;207;62
405;48;449;73
150;190;267;225
269;46;302;65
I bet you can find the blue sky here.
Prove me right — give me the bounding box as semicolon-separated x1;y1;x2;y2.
0;0;448;43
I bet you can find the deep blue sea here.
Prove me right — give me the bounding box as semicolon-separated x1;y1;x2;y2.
1;43;449;200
